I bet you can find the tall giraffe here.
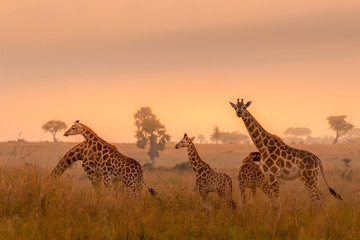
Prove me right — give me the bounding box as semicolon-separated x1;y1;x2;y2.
238;152;272;206
230;99;342;215
175;133;236;211
57;120;155;198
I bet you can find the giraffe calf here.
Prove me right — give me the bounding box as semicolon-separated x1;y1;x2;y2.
238;152;272;206
175;133;236;212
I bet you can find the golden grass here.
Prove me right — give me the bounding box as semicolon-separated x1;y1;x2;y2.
0;142;359;239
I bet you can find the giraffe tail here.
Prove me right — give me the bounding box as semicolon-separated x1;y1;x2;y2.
142;180;157;196
319;160;342;200
329;187;342;200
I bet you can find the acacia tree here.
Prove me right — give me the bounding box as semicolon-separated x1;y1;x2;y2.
327;115;354;144
210;126;221;144
42;120;67;142
134;107;171;165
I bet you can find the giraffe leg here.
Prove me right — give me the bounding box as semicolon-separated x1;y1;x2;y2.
225;187;236;217
199;188;211;216
259;178;269;197
238;181;247;207
101;169;112;189
266;177;280;236
217;182;236;215
218;176;236;208
301;173;324;210
250;186;257;202
267;174;280;226
127;184;138;199
82;162;102;189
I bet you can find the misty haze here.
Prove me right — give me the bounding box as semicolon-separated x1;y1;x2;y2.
1;1;359;239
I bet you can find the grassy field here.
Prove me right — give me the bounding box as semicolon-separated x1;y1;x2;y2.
0;142;359;239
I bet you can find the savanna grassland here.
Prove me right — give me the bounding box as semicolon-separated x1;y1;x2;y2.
0;142;359;240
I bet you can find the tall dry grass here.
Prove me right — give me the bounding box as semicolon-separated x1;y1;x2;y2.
0;142;359;239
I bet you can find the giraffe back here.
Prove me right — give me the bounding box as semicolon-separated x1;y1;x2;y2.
238;152;266;188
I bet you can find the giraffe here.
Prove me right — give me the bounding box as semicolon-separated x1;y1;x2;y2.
175;133;236;211
49;141;103;188
230;99;342;216
238;152;273;206
57;120;155;198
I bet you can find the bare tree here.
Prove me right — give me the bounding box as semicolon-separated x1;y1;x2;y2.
134;107;171;165
197;134;205;143
327;115;354;144
42;120;67;142
210;126;221;144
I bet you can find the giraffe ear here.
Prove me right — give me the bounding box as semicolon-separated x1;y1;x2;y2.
191;137;195;141
253;153;261;162
230;102;236;109
245;101;252;108
74;121;81;127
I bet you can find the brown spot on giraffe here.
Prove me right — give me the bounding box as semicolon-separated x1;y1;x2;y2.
97;142;102;151
286;161;292;169
253;130;259;138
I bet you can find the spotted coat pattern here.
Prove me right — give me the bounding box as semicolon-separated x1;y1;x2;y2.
230;99;342;215
51;121;148;198
238;152;273;205
175;134;236;210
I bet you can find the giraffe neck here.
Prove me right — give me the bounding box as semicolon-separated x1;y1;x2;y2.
186;142;210;173
241;110;274;153
80;124;103;143
49;142;85;179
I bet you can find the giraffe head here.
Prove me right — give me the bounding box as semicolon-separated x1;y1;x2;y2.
230;98;252;118
64;120;84;136
175;133;195;149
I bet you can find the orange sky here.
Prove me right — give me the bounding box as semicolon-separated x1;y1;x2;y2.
1;1;359;143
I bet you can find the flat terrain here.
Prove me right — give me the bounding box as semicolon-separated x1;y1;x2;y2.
0;142;359;239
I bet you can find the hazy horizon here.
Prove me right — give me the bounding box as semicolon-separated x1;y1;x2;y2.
1;1;359;143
